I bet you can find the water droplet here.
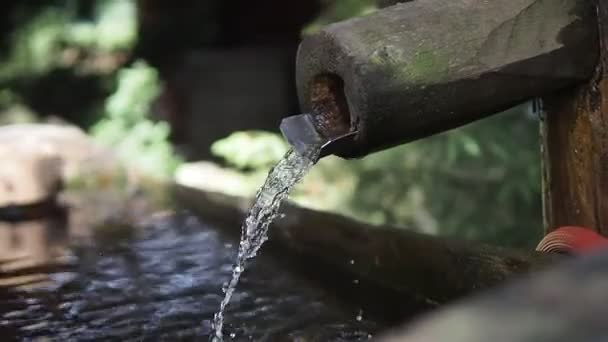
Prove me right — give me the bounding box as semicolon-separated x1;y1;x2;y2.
356;309;363;321
224;243;233;248
234;266;243;273
349;259;355;265
353;279;359;284
25;298;39;305
368;334;373;339
230;333;236;339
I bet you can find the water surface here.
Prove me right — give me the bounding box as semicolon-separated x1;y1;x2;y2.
0;206;379;341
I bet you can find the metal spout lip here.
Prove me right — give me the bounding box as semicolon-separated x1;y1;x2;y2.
280;113;324;156
318;131;358;159
279;113;358;161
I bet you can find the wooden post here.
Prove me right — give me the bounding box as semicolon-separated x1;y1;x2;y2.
541;2;608;235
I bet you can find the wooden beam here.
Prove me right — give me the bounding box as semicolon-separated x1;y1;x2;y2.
173;185;558;308
541;1;607;235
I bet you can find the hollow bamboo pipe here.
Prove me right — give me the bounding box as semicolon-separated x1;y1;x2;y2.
292;0;598;158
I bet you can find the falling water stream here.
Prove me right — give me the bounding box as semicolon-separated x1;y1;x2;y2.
211;145;322;341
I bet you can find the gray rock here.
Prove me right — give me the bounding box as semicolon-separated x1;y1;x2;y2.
0;124;118;208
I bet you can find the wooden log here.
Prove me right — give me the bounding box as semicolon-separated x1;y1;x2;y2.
295;0;598;158
541;1;607;235
172;185;558;308
376;251;608;342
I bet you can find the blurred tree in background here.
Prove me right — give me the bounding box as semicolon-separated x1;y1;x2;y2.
0;0;180;179
91;62;182;179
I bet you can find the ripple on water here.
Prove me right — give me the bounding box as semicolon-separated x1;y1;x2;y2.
0;212;380;341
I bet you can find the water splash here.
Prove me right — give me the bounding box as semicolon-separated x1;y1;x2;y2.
211;146;321;341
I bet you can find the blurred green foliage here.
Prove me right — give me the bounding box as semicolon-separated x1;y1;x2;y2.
0;7;66;81
65;0;137;52
210;105;542;249
302;0;378;35
211;131;290;170
0;0;180;179
0;0;136;83
91;62;182;179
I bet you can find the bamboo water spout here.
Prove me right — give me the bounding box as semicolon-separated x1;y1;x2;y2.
281;0;598;159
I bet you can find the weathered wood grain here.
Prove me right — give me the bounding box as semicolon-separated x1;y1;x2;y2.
377;251;608;342
541;1;607;235
173;185;558;308
296;0;598;158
